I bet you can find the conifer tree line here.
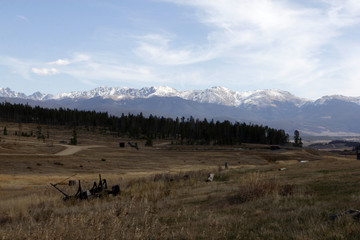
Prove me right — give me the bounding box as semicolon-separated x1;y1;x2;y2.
0;102;289;145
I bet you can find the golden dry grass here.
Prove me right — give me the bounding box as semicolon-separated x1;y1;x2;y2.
1;123;360;239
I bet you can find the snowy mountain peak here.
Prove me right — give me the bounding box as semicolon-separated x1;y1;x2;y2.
315;95;360;105
0;87;27;99
151;86;178;96
28;91;53;101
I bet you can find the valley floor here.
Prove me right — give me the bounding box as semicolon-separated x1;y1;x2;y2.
1;123;360;239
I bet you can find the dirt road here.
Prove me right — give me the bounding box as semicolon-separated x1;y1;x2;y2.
0;144;103;156
54;145;103;156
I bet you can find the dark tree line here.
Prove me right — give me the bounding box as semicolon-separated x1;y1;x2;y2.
0;102;289;145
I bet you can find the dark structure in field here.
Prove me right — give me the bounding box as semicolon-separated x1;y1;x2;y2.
51;174;120;201
128;142;139;150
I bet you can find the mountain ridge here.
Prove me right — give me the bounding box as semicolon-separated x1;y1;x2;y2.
0;86;343;106
3;86;360;107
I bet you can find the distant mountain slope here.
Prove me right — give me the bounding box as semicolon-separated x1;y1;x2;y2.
1;86;360;136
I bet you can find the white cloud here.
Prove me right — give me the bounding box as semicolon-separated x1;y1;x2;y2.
72;53;91;62
134;34;214;65
16;15;28;21
48;59;70;66
1;53;161;88
0;56;33;80
136;0;340;70
159;0;340;62
58;52;159;85
31;67;59;76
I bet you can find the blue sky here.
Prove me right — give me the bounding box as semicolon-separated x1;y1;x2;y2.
1;0;360;99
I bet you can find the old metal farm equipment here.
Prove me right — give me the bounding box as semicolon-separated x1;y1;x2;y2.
50;174;120;201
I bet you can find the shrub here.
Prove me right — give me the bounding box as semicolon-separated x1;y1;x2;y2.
228;181;278;204
145;138;153;147
279;184;295;196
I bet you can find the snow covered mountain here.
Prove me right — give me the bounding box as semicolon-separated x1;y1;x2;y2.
1;86;360;136
0;86;309;107
0;87;28;99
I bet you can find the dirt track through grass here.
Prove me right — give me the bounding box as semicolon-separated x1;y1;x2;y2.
54;145;103;156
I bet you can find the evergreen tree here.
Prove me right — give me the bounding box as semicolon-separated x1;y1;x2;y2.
36;124;42;139
293;130;303;147
70;128;77;145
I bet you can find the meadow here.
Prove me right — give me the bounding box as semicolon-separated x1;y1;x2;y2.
1;123;360;239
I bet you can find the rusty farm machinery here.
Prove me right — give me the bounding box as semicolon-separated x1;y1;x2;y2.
50;174;120;201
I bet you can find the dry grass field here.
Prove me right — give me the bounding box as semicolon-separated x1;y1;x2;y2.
1;122;360;239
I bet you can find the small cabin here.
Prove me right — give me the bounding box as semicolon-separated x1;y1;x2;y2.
119;142;125;148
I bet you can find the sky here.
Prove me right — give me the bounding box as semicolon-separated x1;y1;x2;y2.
1;0;360;99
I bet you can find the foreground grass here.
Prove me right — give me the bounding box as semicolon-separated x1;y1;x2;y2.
1;156;360;240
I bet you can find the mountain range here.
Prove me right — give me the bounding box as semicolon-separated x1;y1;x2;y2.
1;86;360;136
